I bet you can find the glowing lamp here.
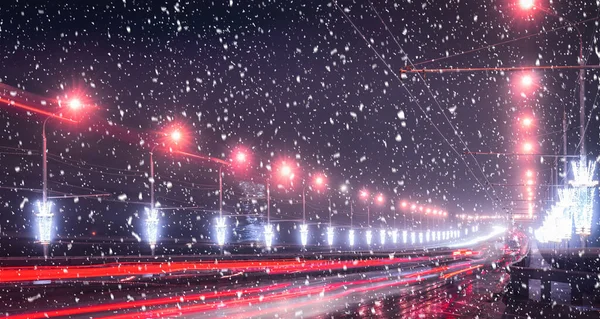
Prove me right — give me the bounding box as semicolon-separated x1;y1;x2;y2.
235;151;247;163
145;207;160;249
68;98;82;110
359;190;369;199
366;229;373;246
264;224;274;250
36;201;54;243
379;229;386;246
170;130;182;142
327;226;335;246
519;0;534;10
299;223;309;247
215;216;227;246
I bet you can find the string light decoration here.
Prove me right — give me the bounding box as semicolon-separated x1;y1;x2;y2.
327;226;335;246
366;229;373;246
264;224;274;250
145;207;160;250
215;216;227;247
557;188;576;240
299;223;309;247
569;158;597;237
36;201;54;243
379;229;386;246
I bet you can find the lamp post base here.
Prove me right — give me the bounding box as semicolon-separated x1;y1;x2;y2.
580;235;588;248
42;243;49;259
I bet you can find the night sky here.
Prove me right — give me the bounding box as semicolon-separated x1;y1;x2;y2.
1;0;599;253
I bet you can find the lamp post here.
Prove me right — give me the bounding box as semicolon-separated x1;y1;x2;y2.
359;190;372;246
214;149;249;250
146;129;181;256
265;160;294;250
376;194;385;246
215;165;226;249
340;184;354;248
37;97;82;258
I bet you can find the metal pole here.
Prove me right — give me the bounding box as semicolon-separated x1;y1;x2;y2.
350;201;353;228
41;118;49;258
367;205;370;227
219;165;223;218
302;184;306;222
329;198;332;226
149;147;156;256
150;151;154;210
563;104;568;182
578;34;585;157
42;118;49;205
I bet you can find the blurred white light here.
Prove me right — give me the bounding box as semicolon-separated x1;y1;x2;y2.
379;229;386;246
519;0;534;10
349;229;355;247
144;207;160;248
327;226;335;246
299;223;309;247
366;230;373;246
36;201;54;243
410;232;416;244
391;229;398;244
425;231;430;242
215;216;227;246
264;224;274;249
418;232;423;244
432;231;436;241
402;230;408;244
569;158;597;236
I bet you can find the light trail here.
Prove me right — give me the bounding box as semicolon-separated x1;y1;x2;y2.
7;282;292;319
0;255;447;283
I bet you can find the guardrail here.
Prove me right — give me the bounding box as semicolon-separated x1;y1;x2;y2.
507;265;600;305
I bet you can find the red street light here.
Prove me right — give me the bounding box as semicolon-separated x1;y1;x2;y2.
526;170;533;177
518;0;534;10
359;190;369;200
313;175;326;187
521;75;533;86
170;129;182;143
522;142;534;153
522;117;533;127
376;194;384;204
277;161;295;181
235;151;247;163
400;201;408;208
68;98;83;110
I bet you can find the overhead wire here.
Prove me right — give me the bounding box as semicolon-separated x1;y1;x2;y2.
334;1;500;210
367;1;502;206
